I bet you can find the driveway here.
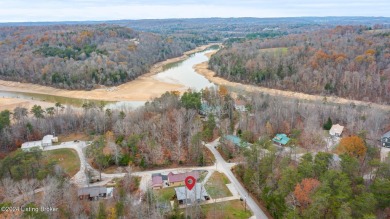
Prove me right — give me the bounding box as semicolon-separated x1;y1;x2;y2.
205;138;268;219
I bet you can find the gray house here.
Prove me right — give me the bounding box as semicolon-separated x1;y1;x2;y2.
174;183;210;205
78;186;113;201
382;131;390;148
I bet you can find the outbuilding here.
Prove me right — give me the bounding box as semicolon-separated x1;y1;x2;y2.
329;124;344;137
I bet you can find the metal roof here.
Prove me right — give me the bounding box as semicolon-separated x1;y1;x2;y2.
330;124;344;135
174;183;209;201
272;133;290;145
168;171;199;183
78;186;107;197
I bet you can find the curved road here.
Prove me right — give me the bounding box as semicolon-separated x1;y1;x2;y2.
205;138;268;219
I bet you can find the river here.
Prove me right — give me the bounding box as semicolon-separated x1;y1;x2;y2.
0;47;217;110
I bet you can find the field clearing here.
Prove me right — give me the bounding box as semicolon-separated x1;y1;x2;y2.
154;187;176;203
202;200;252;219
205;172;232;199
44;148;80;177
259;47;289;55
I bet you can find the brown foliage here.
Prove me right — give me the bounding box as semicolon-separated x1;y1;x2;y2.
294;178;321;209
337;135;367;158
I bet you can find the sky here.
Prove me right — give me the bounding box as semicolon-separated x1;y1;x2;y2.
0;0;389;22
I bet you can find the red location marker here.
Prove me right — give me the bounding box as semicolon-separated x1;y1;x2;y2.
185;176;196;190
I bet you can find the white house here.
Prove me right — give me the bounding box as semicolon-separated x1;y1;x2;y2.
21;135;57;151
329;124;344;137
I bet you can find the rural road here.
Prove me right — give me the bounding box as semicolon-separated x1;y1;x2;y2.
205;138;269;219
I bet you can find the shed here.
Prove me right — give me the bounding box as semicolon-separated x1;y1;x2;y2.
272;134;290;146
329;124;344;137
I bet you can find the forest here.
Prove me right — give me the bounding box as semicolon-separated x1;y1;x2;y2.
209;25;390;104
0;25;197;89
0;86;389;218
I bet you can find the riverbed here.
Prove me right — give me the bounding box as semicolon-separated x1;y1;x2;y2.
0;45;218;110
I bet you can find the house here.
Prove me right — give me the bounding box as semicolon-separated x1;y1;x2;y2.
382;131;390;148
21;135;57;151
234;99;247;112
78;186;113;201
329;124;344;137
272;134;290;146
167;171;199;187
222;135;249;148
174;183;210;205
152;175;163;190
200;102;221;116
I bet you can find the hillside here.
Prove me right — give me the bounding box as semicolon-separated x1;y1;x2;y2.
0;25;196;90
209;26;390;104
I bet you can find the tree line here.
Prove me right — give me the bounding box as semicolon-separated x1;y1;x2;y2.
209;26;390;104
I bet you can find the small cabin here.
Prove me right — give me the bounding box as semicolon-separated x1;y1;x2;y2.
382;131;390;148
329;124;344;137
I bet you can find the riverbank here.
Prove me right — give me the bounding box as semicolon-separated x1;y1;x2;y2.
0;44;217;103
195;51;390;111
0;97;54;111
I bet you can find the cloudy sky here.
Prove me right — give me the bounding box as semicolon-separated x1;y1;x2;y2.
0;0;389;22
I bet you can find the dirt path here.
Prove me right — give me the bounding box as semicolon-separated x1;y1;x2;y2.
0;44;217;103
195;51;390;112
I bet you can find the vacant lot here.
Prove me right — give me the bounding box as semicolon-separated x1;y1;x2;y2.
154;187;176;203
205;172;232;199
202;200;252;219
44;148;80;177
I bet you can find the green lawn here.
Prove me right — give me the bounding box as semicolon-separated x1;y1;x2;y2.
44;149;80;177
202;200;252;219
154;187;176;203
205;172;232;199
259;47;289;55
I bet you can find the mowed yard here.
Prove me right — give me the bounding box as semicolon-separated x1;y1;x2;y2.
44;148;80;177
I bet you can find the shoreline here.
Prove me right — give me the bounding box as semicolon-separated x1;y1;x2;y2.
0;97;54;112
194;51;390;111
0;43;218;103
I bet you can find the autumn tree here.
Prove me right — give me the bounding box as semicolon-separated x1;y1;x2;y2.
294;178;321;210
337;135;367;159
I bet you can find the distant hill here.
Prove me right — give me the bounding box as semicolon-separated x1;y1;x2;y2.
0;24;196;90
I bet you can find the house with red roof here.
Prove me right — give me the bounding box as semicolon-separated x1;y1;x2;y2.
152;175;163;190
167;171;199;186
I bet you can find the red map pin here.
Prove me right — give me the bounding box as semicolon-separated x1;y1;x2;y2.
185;176;196;190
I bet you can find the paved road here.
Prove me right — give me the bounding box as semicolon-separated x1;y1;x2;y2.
205;138;268;219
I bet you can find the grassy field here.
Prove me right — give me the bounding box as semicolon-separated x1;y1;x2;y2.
57;133;94;142
44;149;80;177
259;47;289;56
205;172;232;199
154;187;176;203
202;200;252;219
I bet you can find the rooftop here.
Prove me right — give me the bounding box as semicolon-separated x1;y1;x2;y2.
330;124;344;135
78;186;107;197
168;171;199;183
382;131;390;138
174;183;209;202
152;175;163;186
21;141;42;150
272;133;290;145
